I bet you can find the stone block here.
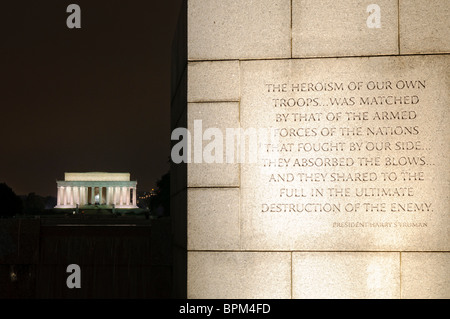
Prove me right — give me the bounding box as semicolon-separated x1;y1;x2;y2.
401;252;450;298
188;251;291;298
292;252;400;298
187;102;240;187
188;188;239;250
399;0;450;54
188;61;240;102
292;0;398;57
188;0;291;60
239;55;449;251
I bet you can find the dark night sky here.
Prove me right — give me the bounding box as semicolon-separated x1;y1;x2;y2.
0;1;183;196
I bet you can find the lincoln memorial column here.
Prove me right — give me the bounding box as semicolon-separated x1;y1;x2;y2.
91;187;95;205
61;187;66;205
132;187;137;206
79;187;83;205
80;187;84;205
65;187;69;206
116;187;120;205
85;187;89;205
67;187;73;206
57;187;62;206
74;187;79;205
106;187;110;205
126;188;131;206
83;187;87;205
99;187;103;205
64;187;68;206
63;186;67;206
67;187;71;205
71;187;75;206
123;187;128;205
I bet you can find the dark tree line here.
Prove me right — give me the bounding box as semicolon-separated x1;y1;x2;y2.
0;183;22;217
150;172;170;217
0;182;56;217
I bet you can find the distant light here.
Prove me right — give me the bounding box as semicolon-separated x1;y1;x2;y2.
10;271;17;282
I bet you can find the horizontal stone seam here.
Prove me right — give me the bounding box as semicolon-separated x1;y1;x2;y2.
188;57;288;63
187;100;240;104
186;250;450;253
187;52;450;64
398;50;450;55
287;52;450;60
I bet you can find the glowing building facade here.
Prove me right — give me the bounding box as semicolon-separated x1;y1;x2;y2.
55;172;138;209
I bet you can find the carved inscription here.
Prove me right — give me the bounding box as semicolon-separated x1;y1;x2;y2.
261;79;430;219
240;56;449;250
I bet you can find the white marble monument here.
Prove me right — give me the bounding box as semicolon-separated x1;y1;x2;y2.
55;172;138;209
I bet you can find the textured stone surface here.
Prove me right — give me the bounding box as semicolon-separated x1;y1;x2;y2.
188;61;240;102
180;0;450;300
292;0;398;57
187;102;240;187
401;252;450;298
188;252;291;298
399;0;450;54
239;55;449;251
188;0;291;60
292;252;400;298
188;188;239;250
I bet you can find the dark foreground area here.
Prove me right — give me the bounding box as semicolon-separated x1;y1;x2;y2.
0;216;171;298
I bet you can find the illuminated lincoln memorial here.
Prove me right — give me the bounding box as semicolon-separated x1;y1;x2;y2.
55;172;138;209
